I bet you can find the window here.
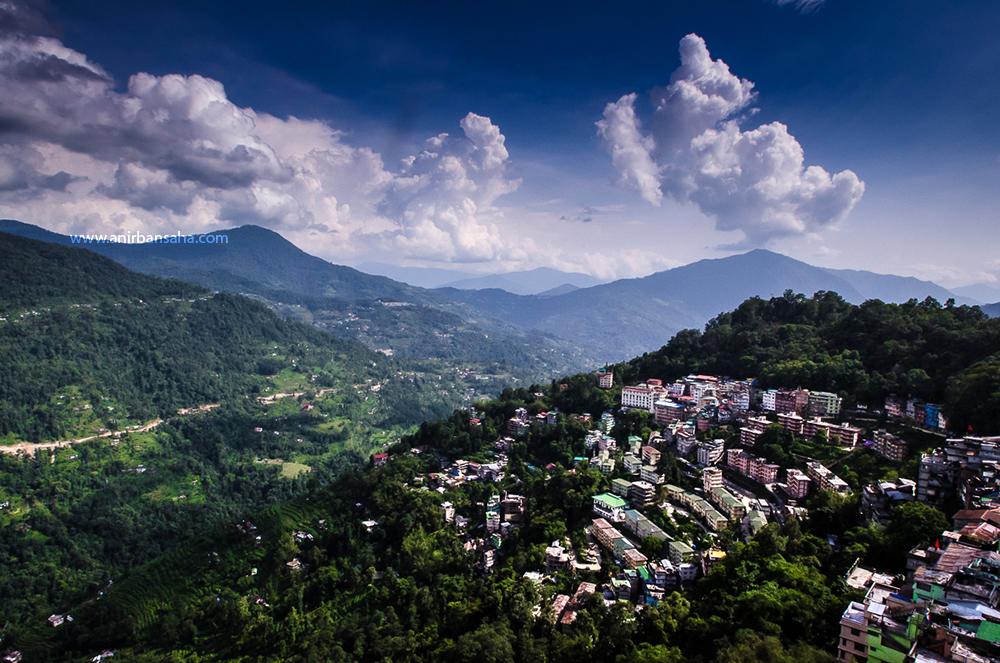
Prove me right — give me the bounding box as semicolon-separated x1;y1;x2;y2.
854;641;866;651
850;628;861;636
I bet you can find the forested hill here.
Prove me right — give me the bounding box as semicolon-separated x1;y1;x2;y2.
621;290;1000;432
0;231;387;441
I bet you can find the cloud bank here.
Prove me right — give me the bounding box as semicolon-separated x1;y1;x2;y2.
598;34;863;247
0;0;520;263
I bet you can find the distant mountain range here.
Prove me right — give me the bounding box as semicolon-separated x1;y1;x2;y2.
356;262;605;295
440;249;985;360
2;219;992;363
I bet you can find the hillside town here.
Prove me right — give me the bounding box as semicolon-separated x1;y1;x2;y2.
367;369;1000;662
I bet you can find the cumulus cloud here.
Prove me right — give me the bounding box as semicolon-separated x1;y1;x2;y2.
598;33;863;247
377;113;521;262
0;0;523;264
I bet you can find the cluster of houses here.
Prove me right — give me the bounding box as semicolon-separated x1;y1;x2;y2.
917;437;1000;512
885;394;948;431
837;506;1000;662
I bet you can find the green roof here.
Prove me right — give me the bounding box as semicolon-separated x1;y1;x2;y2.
594;493;627;508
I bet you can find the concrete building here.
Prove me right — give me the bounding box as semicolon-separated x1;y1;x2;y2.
786;470;812;500
808;391;842;417
629;480;656;508
698;438;725;466
806;461;851;495
654;400;685;426
641;445;661;467
593;493;627;522
596;370;614;389
873;429;908;462
640;465;665;485
622;385;655;412
703;466;723;494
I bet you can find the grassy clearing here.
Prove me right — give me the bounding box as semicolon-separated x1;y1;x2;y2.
280;462;311;479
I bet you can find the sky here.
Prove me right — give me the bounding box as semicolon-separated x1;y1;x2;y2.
0;0;998;286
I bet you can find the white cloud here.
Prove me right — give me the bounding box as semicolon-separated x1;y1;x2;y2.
0;1;525;265
598;33;863;248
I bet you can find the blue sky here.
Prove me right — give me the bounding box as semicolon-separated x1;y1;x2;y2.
1;0;998;286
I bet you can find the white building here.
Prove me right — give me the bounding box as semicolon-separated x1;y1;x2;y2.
622;385;655;412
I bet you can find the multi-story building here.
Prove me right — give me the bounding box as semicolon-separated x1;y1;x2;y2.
740;416;770;446
623;454;642;475
667;540;695;567
801;417;863;447
808;391;842;417
774;391;798;415
917;450;958;509
612;478;632;497
806;461;851;494
884;394;904;419
726;449;780;485
593;493;627;521
761;389;778;411
640;464;665;486
786;470;811;500
710;486;747;521
628;481;656;508
596;370;614;389
622;385;655;412
873;429;908;462
861;479;916;525
623;509;667;541
703;466;723;494
546;543;571;574
697;439;725;466
654;400;685;426
641;445;661;467
777;412;805;435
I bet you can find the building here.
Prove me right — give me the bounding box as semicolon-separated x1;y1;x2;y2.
806;461;851;495
667;540;695;567
802;417;864;447
711;486;747;521
727;449;781;485
640;465;665;485
808;391;842;417
873;429;909;462
917;450;958;509
761;389;778;411
622;385;655;412
593;493;627;521
654;400;685;426
786;470;812;500
623;509;667;541
861;480;916;525
740;416;770;447
641;445;661;466
885;394;905;419
546;542;572;574
623;454;642;475
596;370;614;389
777;412;805;435
698;439;725;466
441;502;455;524
703;466;723;493
743;510;768;538
629;480;656;508
774;391;798;415
612;478;633;497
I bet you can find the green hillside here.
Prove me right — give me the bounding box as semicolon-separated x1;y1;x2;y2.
620;290;1000;433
